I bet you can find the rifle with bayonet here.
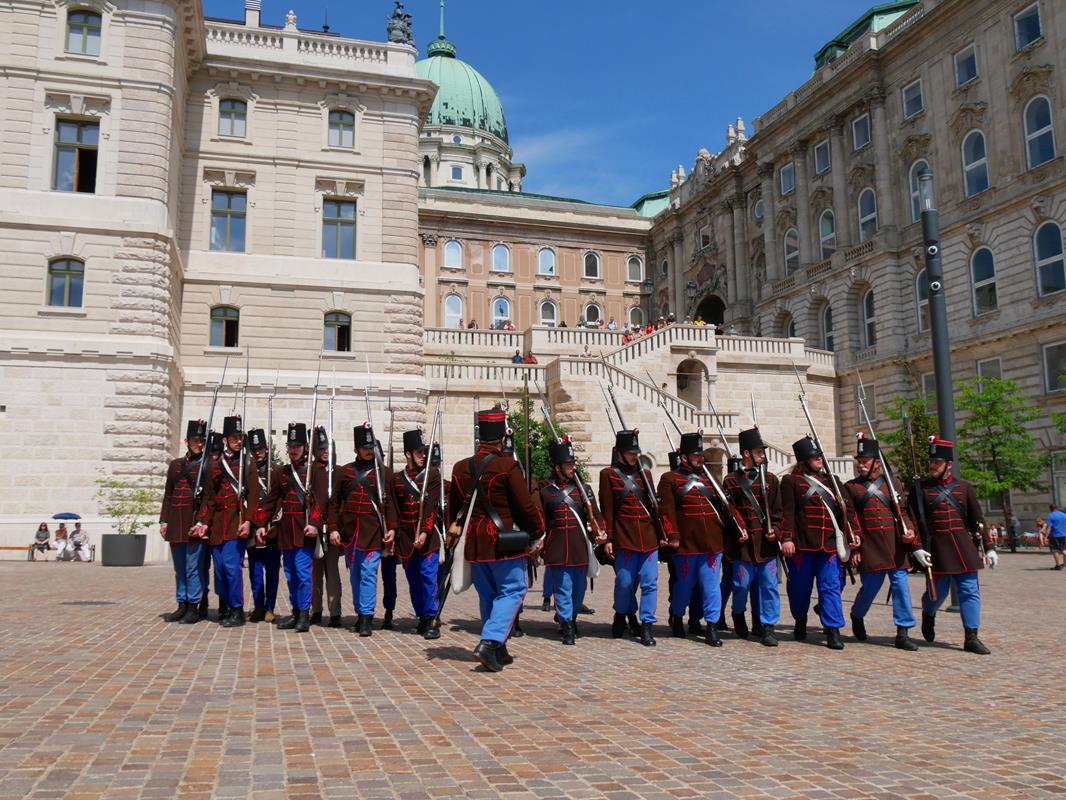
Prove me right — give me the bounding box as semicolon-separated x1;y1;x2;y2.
238;352;250;526
362;357;390;524
857;370;934;600
792;363;859;583
193;356;230;508
306;356;323;553
748;395;789;578
903;410;938;601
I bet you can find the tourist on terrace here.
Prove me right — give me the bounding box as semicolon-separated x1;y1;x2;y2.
467;319;479;329
512;350;523;364
607;317;617;330
523;351;538;365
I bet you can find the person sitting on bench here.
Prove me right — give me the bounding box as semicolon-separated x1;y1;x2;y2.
31;522;52;561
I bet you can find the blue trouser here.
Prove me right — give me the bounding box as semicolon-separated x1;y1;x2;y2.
282;544;314;612
349;548;382;616
381;554;398;611
852;568;915;628
212;539;247;610
613;548;658;624
404;552;440;618
922;571;981;629
248;545;281;611
667;557;703;622
732;559;781;625
171;543;192;603
669;553;722;623
787;551;845;630
546;565;587;622
193;541;211;600
471;558;527;643
542;568;553;600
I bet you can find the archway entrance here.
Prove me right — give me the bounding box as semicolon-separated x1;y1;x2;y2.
696;295;725;326
675;358;706;409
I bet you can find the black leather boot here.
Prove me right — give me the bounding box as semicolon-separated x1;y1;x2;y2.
294;611;310;633
612;613;627;638
198;595;208;620
423;619;441;640
561;621;576;646
579;604;595;615
510;616;525;638
276;614;297;630
921;612;936;642
360;616;374;637
895;626;918;651
217;601;230;623
416;616;429;635
825;627;844;650
541;598;552;612
496;643;514;665
963;627;990;655
705;625;722;648
626;613;641;636
165;602;188;623
715;614;730;632
474;640;502;672
327;615;341;628
761;623;779;647
793;617;807;641
381;609;394;630
639;622;656;647
179;604;200;625
222;607;245;627
687;617;703;636
572;619;581;639
751;619;765;637
309;611;322;625
669;614;686;638
732;612;749;640
851;615;868;641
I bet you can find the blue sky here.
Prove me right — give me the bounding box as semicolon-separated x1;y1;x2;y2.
203;1;878;206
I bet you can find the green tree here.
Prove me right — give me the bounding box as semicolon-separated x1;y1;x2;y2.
95;477;163;535
505;390;586;486
878;395;939;495
956;376;1046;548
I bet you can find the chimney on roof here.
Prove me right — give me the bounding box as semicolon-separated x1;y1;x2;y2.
245;0;261;27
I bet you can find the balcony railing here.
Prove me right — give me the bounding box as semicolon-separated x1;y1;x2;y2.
424;327;524;355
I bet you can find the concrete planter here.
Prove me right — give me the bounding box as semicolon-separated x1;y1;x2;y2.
100;534;147;567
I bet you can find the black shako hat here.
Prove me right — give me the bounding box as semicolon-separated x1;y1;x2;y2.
186;419;207;441
477;409;506;442
549;438;576;466
222;415;243;437
247;429;267;450
792;434;822;462
286;422;308;447
615;429;641;454
403;428;428;453
208;431;224;453
354;423;376;450
313;426;329;453
668;451;681;471
855;432;880;458
679;432;703;456
928;436;954;461
738;427;764;453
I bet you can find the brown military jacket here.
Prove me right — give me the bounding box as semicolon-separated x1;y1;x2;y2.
780;469;861;554
535;476;599;567
447;446;544;563
327;458;399;551
656;466;726;555
723;467;782;564
257;458;328;550
598;463;660;553
392;465;442;558
198;448;259;546
845;474;916;572
159;453;204;544
907;476;991;574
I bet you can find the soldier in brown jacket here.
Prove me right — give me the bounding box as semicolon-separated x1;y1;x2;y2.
193;415;257;628
845;433;920;651
245;428;280;623
311;426;344;628
907;436;997;655
447;410;544;672
599;429;665;647
255;423;328;633
159;419;208;623
328;423;398;637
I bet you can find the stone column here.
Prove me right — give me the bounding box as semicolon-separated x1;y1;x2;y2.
730;195;749;303
869;87;896;231
791;141;813;266
474;159;484;189
758;162;780;283
828;115;853;247
721;201;738;305
429;155;439;186
672;227;685;318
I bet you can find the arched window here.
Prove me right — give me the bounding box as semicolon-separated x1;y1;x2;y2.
862;289;876;348
491;296;511;328
443;240;462;268
66;9;101;56
821;305;834;352
627;256;643;282
1035;221;1066;296
787;317;797;338
753;199;765;220
971;247;998;315
779;313;795;338
443;293;463;328
858;188;878;241
629;306;645;327
218;99;247;138
323;312;351;352
47;258;84;307
661;259;669;276
492;243;510;272
915;270;930;332
328;110;355;148
583;252;601;279
422;156;431;186
818;210;836;259
583;302;602;325
1024;96;1056;169
210;306;240;348
962;130;989;197
538;299;557;327
783;228;800;273
538;247;556;276
909;159;930;223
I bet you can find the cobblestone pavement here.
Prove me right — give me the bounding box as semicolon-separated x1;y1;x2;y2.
1;553;1064;799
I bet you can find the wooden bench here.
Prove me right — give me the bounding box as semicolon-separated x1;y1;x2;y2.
0;544;96;561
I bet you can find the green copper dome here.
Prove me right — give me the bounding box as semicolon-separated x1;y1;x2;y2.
416;36;509;143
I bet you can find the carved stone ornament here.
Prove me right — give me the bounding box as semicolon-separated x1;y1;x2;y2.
810;187;834;213
386;1;415;46
44;91;111;117
848;163;876;191
208;81;257;103
910;245;925;271
898;133;932;164
315;178;364;198
965;223;985;248
1009;65;1054;103
203;168;256;189
756;162;776;180
948;102;988;139
1031;193;1052;221
420;233;439;246
775;206;797;230
864;85;887;107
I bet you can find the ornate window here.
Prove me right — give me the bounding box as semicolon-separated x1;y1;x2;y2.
1044;341;1066;394
1024;96;1056;169
492;243;510;272
491;296;511;328
909;160;930;223
818;210;836;259
661;259;669;276
1014;3;1042;52
916;270;930;332
814;139;831;174
323;312;351;352
443;240;462;268
583;302;602;325
858;188;878;241
538;247;556;276
47;258;84;307
583;252;601;279
629;306;645;328
962;130;989;197
970;247;998;315
538;299;557;327
218;99;247;138
753;199;765;220
210;190;247;252
821;305;834;352
53;119;98;193
66;10;101;56
443;293;463;328
902;79;924;119
1035;221;1065;296
327;110;355;148
450;165;463;180
783;228;800;272
862;289;876;348
779;162;795;195
210;306;240;348
322;199;356;259
954;44;978;87
626;255;643;282
852;113;871;150
786;316;797;338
